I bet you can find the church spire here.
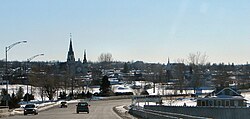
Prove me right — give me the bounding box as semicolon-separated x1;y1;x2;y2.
166;57;171;70
67;33;75;62
83;49;87;63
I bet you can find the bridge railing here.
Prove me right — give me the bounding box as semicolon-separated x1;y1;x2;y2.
129;105;211;119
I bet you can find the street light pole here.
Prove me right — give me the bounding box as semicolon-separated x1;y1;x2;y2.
5;41;27;106
26;53;44;103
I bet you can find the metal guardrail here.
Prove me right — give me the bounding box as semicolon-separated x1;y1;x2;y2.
130;106;212;119
130;106;178;119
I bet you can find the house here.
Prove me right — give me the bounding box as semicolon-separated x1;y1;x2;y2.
197;87;247;107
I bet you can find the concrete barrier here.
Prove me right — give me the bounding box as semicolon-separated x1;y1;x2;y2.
129;106;210;119
145;105;250;119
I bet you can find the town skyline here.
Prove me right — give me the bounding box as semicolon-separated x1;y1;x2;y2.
1;0;250;64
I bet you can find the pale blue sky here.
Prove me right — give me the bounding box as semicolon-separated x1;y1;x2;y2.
1;0;250;64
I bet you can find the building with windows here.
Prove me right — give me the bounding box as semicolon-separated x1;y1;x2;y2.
197;87;247;107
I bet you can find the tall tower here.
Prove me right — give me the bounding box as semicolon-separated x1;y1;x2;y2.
83;49;87;64
67;34;75;62
166;57;171;70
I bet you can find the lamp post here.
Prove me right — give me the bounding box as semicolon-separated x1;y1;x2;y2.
5;41;27;106
26;53;44;103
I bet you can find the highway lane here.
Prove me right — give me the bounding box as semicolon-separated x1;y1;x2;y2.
3;99;131;119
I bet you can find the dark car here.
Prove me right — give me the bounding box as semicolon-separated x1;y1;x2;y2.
76;102;90;114
60;101;68;108
24;104;38;115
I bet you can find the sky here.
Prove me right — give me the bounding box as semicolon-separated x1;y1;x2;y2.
1;0;250;64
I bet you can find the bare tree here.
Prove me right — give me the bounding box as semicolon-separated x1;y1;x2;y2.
188;52;208;66
187;52;209;92
176;58;185;64
98;53;113;63
98;53;113;69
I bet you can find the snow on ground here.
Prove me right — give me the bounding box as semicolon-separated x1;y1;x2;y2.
3;83;250;109
0;84;88;102
0;84;52;101
135;98;197;107
112;85;134;94
163;98;197;107
240;92;250;106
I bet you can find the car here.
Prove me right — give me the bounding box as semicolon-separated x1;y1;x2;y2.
76;102;90;114
24;104;38;115
60;101;68;108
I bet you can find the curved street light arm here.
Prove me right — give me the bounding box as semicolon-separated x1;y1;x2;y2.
25;53;44;102
6;41;27;52
27;53;44;62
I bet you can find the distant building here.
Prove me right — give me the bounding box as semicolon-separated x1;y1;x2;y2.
65;35;89;80
197;87;247;107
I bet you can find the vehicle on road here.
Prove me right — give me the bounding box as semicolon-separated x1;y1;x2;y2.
76;102;90;114
60;101;68;108
24;104;38;115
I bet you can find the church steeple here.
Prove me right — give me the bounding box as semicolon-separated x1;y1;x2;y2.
67;33;75;62
83;49;87;63
166;57;171;70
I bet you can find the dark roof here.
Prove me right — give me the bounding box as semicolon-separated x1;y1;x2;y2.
203;87;245;100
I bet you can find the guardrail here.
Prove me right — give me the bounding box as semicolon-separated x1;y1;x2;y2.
129;106;178;119
129;106;211;119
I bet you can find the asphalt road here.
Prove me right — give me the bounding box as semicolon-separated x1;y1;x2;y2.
3;99;131;119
